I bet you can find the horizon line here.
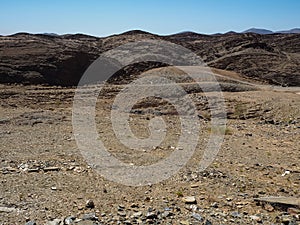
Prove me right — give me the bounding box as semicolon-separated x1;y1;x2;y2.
1;27;300;38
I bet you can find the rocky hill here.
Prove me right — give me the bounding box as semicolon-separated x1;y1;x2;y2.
0;31;299;86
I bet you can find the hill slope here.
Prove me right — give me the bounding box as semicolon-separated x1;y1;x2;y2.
0;31;299;86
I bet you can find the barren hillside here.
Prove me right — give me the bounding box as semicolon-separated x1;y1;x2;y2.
0;31;299;86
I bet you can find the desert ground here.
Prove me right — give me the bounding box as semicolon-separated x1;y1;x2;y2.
0;67;299;225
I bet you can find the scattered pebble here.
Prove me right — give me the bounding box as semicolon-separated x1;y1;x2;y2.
45;219;62;225
282;170;291;176
192;213;203;221
64;216;76;224
85;199;95;209
182;196;197;204
43;167;60;172
25;222;36;225
0;206;17;213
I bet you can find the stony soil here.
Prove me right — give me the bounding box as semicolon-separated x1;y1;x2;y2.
0;71;300;224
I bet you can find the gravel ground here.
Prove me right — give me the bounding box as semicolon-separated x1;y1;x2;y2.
0;83;299;225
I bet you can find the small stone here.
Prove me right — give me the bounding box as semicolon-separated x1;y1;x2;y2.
25;222;36;225
73;166;84;173
132;211;143;218
67;166;75;171
146;212;157;219
189;204;198;211
162;211;173;218
117;211;126;217
45;219;62;225
191;213;203;221
82;213;98;221
0;206;17;213
64;216;76;224
43;167;60;172
18;163;29;172
180;220;190;225
182;196;197;204
254;196;300;207
77;205;84;210
28;168;39;173
250;215;262;222
282;170;291;176
190;183;199;188
264;203;274;212
231;211;242;218
204;220;212;225
130;203;138;208
73;218;83;223
85;199;95;209
117;205;125;211
211;202;218;208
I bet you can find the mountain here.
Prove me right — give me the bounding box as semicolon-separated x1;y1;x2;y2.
119;30;154;36
243;28;274;34
40;33;60;36
0;31;299;86
243;28;300;34
277;28;300;34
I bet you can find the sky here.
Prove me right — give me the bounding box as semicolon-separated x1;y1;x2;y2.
0;0;299;36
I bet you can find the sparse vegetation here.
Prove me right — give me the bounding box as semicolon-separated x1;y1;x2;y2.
176;190;184;197
208;126;233;135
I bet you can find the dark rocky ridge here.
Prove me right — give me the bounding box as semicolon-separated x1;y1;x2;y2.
0;31;299;86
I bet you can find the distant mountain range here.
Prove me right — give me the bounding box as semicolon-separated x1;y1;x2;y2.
242;28;300;34
36;28;300;37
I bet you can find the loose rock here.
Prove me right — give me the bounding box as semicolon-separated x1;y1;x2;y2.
85;200;95;209
25;222;36;225
182;196;197;204
191;213;203;221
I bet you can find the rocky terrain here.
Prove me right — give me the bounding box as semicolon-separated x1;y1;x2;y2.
0;30;299;225
1;65;300;224
0;30;300;86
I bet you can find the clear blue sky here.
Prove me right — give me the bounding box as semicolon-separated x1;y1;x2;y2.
1;0;299;36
